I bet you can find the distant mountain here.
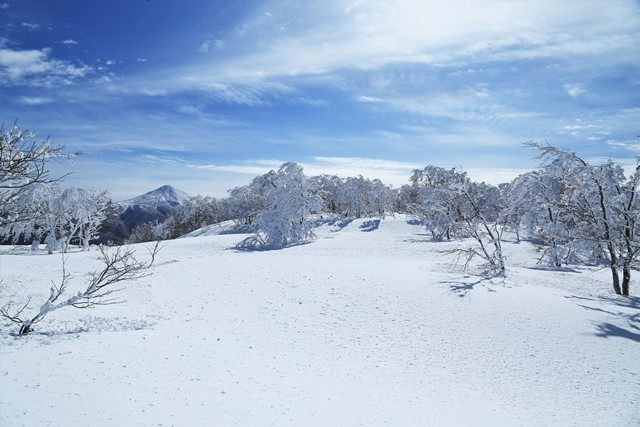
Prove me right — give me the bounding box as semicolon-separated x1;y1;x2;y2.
118;185;190;231
120;185;190;208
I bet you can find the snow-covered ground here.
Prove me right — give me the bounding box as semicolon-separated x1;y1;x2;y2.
0;217;638;425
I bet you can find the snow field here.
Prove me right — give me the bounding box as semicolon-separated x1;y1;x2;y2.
0;217;638;425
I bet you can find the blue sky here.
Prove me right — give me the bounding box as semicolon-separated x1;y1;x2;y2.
1;0;639;199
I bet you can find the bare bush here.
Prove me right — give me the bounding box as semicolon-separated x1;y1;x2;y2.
0;242;161;335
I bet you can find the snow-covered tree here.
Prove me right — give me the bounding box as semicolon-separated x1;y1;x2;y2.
148;195;232;241
308;174;343;214
75;189;111;250
228;171;275;226
409;166;463;241
0;121;74;228
411;166;506;274
2;184;111;252
368;179;396;217
508;170;580;266
525;141;640;295
247;162;322;248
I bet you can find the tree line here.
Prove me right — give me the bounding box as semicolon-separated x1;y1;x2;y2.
1;121;638;296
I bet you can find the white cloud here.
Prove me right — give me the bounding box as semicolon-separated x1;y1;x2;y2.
121;0;640;97
206;0;640;81
0;46;91;86
564;83;585;98
198;41;210;53
366;87;538;124
136;58;147;62
21;22;40;31
199;38;225;53
192;156;526;186
563;124;593;130
607;139;640;151
62;39;78;45
357;95;384;103
0;3;9;10
19;96;53;105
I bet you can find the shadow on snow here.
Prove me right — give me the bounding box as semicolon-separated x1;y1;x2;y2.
441;276;502;297
565;294;640;343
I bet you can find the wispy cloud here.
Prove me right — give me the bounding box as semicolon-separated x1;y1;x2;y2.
61;38;78;45
564;83;585;99
191;156;527;187
607;138;640;151
0;46;91;86
21;21;40;31
19;96;53;105
371;88;539;125
111;1;639;98
0;3;9;10
2;0;637;198
198;39;224;53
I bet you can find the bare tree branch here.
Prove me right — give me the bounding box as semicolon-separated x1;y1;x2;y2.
0;242;161;335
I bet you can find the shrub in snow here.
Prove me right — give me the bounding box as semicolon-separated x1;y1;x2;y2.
245;162;322;249
30;239;39;253
0;242;161;335
45;234;59;254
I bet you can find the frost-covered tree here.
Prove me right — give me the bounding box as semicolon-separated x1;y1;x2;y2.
336;176;369;218
525;141;640;295
154;196;231;240
368;179;396;217
228;171;275;226
247;162;322;248
75;189;111;250
411;166;506;274
509;170;580;266
0;121;74;228
409;166;462;241
2;183;65;246
397;183;420;214
3;184;111;252
127;221;163;244
127;196;233;243
308;174;343;214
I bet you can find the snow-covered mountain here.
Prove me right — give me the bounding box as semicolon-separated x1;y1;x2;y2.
118;185;190;230
120;185;190;208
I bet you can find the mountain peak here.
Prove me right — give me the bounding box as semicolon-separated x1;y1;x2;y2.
120;185;190;207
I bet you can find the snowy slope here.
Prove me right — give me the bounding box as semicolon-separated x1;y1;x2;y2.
181;219;251;237
0;217;638;425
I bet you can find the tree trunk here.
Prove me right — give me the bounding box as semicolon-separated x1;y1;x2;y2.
622;262;631;296
606;241;621;295
611;264;622;295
